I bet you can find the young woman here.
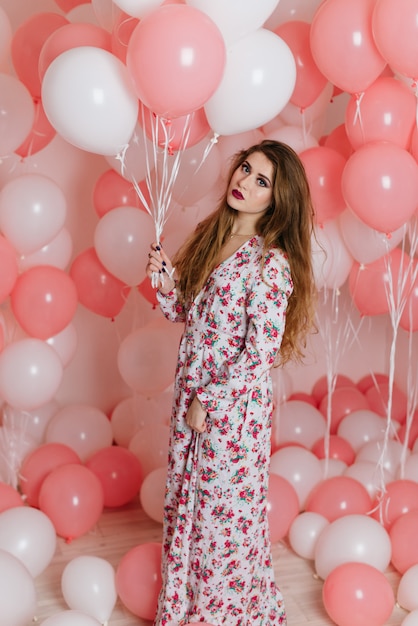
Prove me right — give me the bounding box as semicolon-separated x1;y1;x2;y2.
146;139;316;625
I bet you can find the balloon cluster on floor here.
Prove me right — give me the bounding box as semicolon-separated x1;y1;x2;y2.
1;0;418;625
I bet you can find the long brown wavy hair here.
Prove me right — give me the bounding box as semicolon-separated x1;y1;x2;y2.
173;139;317;364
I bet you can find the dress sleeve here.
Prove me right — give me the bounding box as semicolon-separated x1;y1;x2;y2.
156;285;187;323
196;250;293;412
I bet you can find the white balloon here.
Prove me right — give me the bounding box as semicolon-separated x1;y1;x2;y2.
265;124;319;154
113;0;162;18
344;460;392;499
19;228;73;272
314;514;391;579
46;323;78;368
402;609;418;626
139;466;166;523
0;8;12;69
399;453;418;483
187;0;279;46
0;174;67;255
205;29;296;136
42;46;139;156
3;400;59;445
270;446;323;509
311;220;353;290
356;439;409;478
338;409;391;452
0;549;37;626
94;206;155;286
45;404;113;462
339;208;407;265
62;556;117;623
288;511;329;560
0;73;34;157
42;610;102;626
398;564;418;611
0;339;63;410
0;507;56;577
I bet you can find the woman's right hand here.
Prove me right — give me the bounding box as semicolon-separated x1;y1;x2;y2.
146;242;176;294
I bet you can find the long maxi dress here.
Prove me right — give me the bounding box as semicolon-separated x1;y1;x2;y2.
154;236;292;626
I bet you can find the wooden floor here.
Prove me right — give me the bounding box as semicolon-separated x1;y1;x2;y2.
34;501;407;626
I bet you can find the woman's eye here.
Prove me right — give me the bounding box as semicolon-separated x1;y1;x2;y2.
242;163;250;173
258;178;266;187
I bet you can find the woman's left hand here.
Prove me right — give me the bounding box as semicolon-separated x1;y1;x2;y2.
186;396;207;433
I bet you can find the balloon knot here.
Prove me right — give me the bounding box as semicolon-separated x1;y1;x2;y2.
386;232;392;239
65;536;74;544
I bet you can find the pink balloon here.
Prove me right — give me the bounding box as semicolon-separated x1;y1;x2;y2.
139;105;211;152
311;374;355;406
39;22;112;80
305;476;373;522
390;510;418;574
299;146;346;224
267;473;300;542
19;442;81;508
323;124;354;161
0;235;18;303
86;446;143;508
349;248;409;317
111;10;139;63
356;373;390;394
11;266;78;340
92;169;143;217
312;435;355;466
275;20;328;109
365;382;407;424
372;479;418;530
310;0;386;94
342;141;418;233
323;562;395;626
115;542;162;620
39;463;104;541
400;263;418;332
373;0;418;79
70;248;129;319
0;482;24;513
11;12;69;98
345;77;416;150
126;4;226;118
319;386;369;434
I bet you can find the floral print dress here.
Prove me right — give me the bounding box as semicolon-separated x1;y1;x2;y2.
154;236;292;626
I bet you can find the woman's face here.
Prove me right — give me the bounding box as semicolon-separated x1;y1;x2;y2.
227;151;274;216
